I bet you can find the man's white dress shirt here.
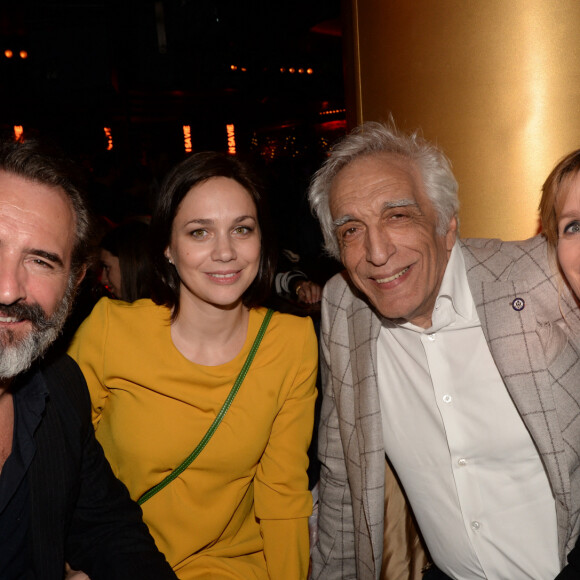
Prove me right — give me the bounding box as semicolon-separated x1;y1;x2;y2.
377;243;559;579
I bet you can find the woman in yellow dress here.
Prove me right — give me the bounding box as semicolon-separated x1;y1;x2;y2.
68;152;318;579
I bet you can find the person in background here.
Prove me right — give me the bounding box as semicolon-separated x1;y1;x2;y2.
68;151;318;579
275;269;322;305
99;220;153;301
0;136;176;579
309;120;580;580
274;248;323;306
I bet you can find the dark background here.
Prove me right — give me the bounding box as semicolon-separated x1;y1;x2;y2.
0;0;346;278
0;0;345;162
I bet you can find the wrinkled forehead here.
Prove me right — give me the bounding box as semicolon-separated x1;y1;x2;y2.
0;171;77;260
0;168;76;207
329;153;428;213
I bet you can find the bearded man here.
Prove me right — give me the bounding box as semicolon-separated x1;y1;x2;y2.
0;136;176;579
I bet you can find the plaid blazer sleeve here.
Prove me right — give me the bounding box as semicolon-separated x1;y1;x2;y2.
311;276;358;579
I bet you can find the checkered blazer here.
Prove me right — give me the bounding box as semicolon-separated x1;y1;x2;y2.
311;235;580;579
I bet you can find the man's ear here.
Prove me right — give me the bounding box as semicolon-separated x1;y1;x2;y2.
445;216;458;251
74;264;87;289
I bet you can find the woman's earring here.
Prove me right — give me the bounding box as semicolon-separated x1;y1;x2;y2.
167;257;173;265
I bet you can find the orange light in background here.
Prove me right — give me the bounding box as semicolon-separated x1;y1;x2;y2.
230;65;238;71
226;124;236;155
319;108;346;116
104;127;113;150
19;50;28;59
306;68;313;74
13;126;23;141
288;67;295;74
298;68;304;74
4;50;13;59
241;67;247;72
280;67;286;73
183;125;192;153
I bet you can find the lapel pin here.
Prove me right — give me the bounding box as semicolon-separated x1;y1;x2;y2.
511;297;525;311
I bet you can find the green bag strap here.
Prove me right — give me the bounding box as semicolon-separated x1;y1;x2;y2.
138;308;274;505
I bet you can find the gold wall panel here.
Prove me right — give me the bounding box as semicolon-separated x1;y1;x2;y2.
347;0;580;240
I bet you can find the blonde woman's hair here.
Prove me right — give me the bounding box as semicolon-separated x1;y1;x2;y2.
539;149;580;312
540;149;580;268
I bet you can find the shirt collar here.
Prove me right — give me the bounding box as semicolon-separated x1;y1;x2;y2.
12;364;49;423
436;241;475;322
393;241;477;333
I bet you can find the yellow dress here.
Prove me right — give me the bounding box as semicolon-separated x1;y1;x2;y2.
68;298;318;579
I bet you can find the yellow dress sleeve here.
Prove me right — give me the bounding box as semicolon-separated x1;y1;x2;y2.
67;298;111;427
254;315;318;579
261;519;310;579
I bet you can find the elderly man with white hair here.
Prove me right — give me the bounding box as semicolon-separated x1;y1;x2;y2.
309;121;580;580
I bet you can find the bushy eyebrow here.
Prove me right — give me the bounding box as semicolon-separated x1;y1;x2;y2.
332;214;355;229
332;199;419;231
28;248;65;268
382;199;418;210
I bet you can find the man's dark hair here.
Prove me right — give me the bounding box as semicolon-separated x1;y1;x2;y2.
0;136;93;280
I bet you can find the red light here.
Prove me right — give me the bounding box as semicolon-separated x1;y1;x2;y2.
319;120;347;131
19;50;28;59
289;67;295;74
4;50;13;59
306;68;313;74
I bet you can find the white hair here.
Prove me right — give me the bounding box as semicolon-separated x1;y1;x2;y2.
308;120;460;259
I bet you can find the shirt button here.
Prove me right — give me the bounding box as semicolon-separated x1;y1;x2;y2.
458;458;467;466
427;334;436;341
442;394;452;404
471;521;481;531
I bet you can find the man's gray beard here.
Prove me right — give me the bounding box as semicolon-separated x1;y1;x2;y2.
0;279;74;380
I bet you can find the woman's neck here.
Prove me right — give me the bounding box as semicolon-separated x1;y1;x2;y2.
170;298;251;366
